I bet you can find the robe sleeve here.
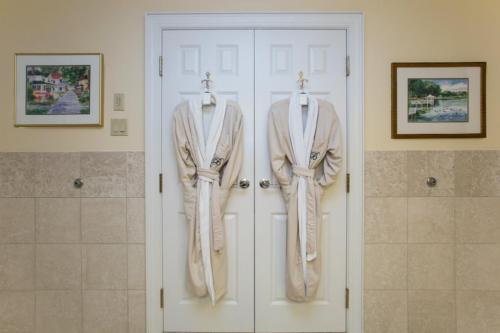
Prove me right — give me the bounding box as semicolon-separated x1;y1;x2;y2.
268;109;293;203
219;106;244;210
316;110;342;191
173;111;197;221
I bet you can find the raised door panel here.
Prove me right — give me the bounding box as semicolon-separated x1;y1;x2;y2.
161;29;254;332
254;29;348;333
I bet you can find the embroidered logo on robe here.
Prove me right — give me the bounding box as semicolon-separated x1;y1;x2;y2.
210;157;224;167
310;151;320;161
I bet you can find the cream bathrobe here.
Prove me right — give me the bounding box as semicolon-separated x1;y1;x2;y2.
268;95;342;302
173;98;243;303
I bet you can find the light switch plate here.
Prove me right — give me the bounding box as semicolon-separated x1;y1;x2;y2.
110;118;128;136
113;93;125;111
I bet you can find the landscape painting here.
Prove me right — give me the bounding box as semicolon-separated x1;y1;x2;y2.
407;78;469;123
25;65;90;115
15;53;103;126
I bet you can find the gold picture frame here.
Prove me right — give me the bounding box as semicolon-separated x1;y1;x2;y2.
14;53;104;127
391;62;486;138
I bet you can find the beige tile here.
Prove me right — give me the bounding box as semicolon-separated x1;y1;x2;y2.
408;197;454;243
365;197;407;243
127;152;144;198
34;153;80;197
36;244;81;290
128;290;146;333
81;198;126;243
364;290;408;333
457;244;500;290
35;290;81;333
0;244;34;290
0;198;34;243
128;245;145;290
454;151;482;197
365;151;407;197
457;291;500;333
454;151;500;197
365;244;407;290
83;290;127;333
408;151;455;197
127;198;144;243
408;244;455;290
456;197;500;243
408;290;456;333
36;198;80;243
83;245;127;290
81;152;127;197
0;153;37;197
427;151;455;196
0;291;34;333
407;151;428;197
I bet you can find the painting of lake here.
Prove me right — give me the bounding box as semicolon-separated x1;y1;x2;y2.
25;65;90;115
407;78;469;122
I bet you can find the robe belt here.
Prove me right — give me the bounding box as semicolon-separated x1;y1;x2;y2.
197;168;225;253
292;165;315;178
292;164;318;260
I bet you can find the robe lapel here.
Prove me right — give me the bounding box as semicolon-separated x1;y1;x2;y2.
188;96;227;304
288;92;319;295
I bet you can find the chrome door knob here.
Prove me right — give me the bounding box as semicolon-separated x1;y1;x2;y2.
239;178;250;189
259;179;271;189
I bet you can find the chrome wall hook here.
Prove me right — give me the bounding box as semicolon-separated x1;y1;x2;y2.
73;178;84;189
426;177;437;187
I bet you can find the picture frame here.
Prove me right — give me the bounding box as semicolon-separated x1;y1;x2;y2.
391;62;486;138
15;53;103;127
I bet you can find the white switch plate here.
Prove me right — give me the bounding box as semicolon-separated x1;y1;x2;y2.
113;93;125;111
110;118;128;136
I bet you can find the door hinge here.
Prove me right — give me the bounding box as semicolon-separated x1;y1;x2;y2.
159;173;163;193
159;56;163;77
160;288;164;308
346;56;351;77
346;173;350;193
345;288;350;309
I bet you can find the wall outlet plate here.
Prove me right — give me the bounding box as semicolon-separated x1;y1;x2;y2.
110;118;128;136
113;93;125;111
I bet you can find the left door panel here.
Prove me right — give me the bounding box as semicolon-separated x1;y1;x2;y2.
161;30;255;332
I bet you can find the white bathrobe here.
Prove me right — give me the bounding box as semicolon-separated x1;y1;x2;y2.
268;93;342;302
173;97;243;303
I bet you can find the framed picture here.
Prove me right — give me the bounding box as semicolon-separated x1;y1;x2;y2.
391;62;486;138
15;53;103;127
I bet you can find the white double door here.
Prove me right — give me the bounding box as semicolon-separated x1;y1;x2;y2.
162;29;347;333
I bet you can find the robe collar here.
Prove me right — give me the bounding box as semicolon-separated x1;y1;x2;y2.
189;96;227;166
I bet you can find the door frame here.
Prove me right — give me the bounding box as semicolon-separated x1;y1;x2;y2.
145;12;365;333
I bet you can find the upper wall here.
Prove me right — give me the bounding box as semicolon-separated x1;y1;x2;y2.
0;0;499;151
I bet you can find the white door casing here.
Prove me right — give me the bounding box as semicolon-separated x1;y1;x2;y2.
161;30;255;332
254;30;347;333
145;13;365;333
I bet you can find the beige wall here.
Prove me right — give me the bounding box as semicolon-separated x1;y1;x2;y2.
1;0;499;152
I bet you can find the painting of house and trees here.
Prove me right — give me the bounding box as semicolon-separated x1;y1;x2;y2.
25;65;90;115
407;78;469;122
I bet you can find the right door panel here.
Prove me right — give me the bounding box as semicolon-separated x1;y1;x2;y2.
254;30;348;333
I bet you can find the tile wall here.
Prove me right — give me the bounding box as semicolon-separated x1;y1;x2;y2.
2;150;500;332
365;151;500;333
0;152;145;333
